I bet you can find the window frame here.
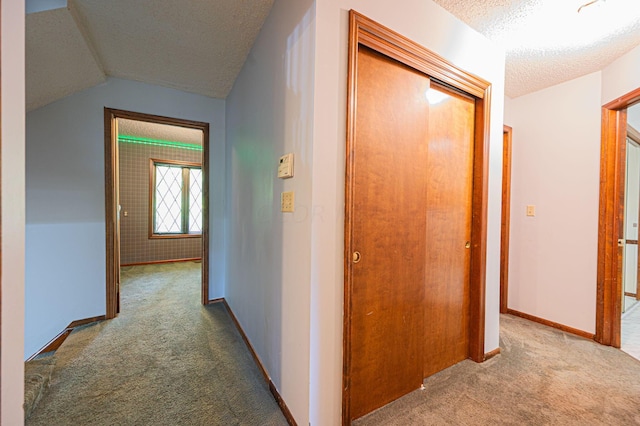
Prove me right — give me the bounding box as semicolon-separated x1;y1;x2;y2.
149;158;203;239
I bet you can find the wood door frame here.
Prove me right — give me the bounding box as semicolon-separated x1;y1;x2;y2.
104;108;210;319
500;126;513;313
596;87;640;347
343;10;492;424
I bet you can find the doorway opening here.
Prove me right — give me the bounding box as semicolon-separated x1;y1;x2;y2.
104;108;210;319
342;11;491;423
596;87;640;348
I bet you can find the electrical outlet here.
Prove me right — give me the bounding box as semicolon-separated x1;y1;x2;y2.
526;205;535;217
281;191;294;212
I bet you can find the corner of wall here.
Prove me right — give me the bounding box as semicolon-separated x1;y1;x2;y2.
2;0;27;424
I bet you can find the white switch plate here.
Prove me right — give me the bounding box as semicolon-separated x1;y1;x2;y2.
281;191;294;212
278;153;294;179
526;205;535;216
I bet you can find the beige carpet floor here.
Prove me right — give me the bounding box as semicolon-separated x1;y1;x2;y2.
26;262;287;426
355;314;640;425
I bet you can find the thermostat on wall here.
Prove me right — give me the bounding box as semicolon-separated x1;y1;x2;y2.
278;153;294;179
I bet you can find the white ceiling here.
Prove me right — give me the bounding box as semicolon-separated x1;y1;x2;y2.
26;0;640;110
432;0;640;98
26;0;274;111
118;118;203;146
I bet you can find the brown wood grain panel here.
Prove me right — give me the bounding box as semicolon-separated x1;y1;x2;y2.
468;92;491;363
105;108;211;316
201;124;210;304
423;83;474;378
625;291;637;298
596;106;628;347
348;45;429;420
344;11;492;423
501;126;513;314
507;309;595;340
626;240;638;245
104;109;118;319
599;86;640;345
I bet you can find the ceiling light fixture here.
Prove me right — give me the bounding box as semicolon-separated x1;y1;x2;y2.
578;0;606;13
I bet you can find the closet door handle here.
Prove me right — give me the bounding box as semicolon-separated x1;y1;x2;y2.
353;251;362;263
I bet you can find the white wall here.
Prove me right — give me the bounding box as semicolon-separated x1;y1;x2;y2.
310;2;505;424
2;0;26;423
505;72;602;333
602;43;640;105
224;0;315;423
25;77;226;358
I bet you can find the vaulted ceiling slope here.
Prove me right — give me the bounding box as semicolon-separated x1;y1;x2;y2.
433;0;640;98
26;0;274;111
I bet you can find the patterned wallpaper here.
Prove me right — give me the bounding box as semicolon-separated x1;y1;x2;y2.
119;141;202;265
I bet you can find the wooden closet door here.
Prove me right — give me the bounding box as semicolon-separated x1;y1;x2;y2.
423;83;475;377
348;45;430;420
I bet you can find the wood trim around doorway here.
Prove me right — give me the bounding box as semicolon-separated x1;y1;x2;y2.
343;10;492;424
104;108;211;319
500;126;513;314
596;87;640;347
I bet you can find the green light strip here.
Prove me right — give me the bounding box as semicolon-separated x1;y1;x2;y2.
118;135;203;151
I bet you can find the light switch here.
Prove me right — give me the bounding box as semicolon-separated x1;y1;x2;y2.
526;205;535;217
281;191;294;212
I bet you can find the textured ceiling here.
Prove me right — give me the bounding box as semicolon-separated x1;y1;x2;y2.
118;118;203;146
26;8;105;111
432;0;640;98
27;0;640;108
26;0;274;111
69;0;273;98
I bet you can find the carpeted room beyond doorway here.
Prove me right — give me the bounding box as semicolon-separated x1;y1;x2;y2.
25;262;288;425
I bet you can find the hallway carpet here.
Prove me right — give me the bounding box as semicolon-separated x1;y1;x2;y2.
354;314;640;425
26;262;287;426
